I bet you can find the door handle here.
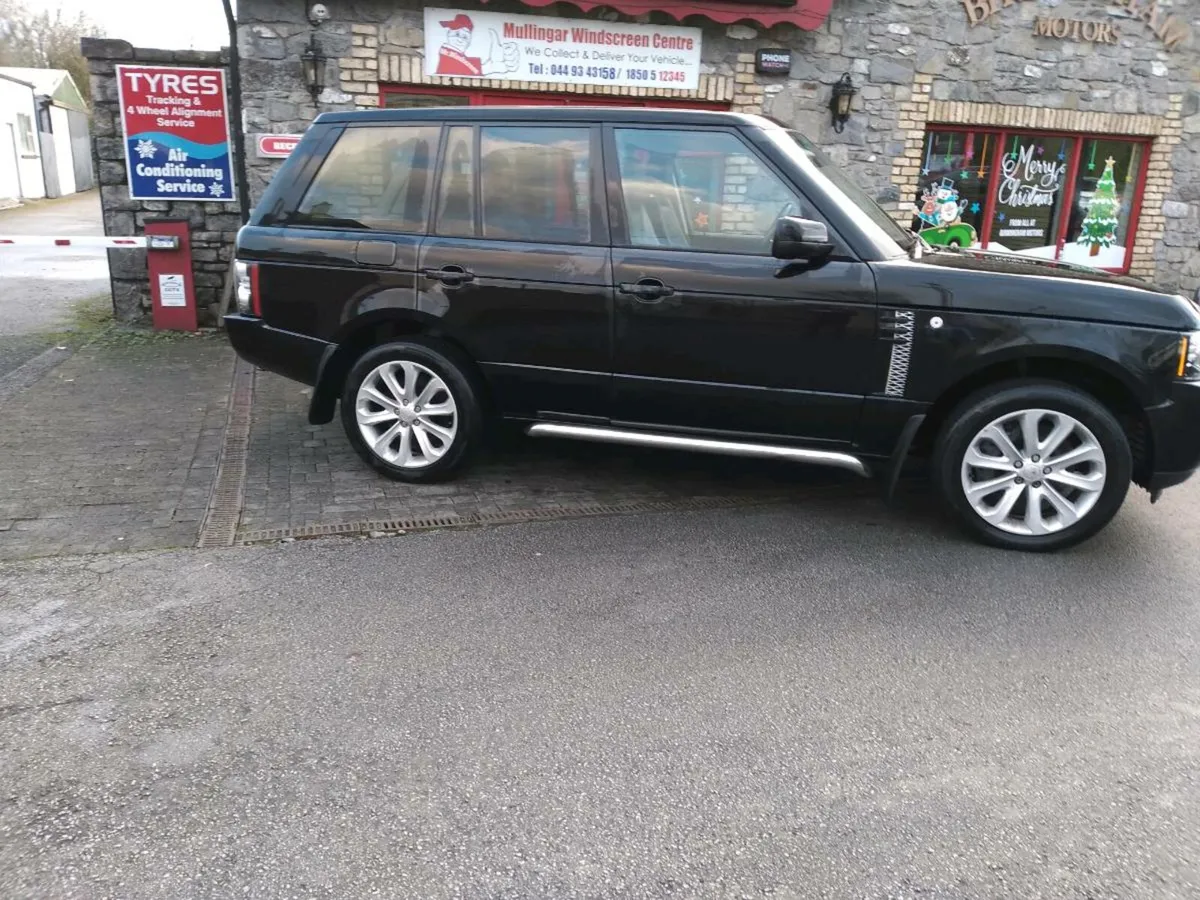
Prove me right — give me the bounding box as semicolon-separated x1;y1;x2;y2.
421;265;475;286
618;278;675;303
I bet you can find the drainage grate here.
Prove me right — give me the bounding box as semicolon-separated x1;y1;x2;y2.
230;492;855;545
197;359;255;548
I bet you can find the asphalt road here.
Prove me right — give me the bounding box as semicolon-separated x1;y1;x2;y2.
2;484;1199;898
0;190;108;337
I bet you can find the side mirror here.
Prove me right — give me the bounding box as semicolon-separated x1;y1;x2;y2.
772;216;835;261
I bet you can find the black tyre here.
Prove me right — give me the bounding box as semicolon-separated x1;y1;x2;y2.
933;380;1131;552
340;339;483;483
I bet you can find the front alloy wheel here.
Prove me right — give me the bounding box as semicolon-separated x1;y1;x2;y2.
355;360;458;469
935;382;1131;551
961;408;1106;536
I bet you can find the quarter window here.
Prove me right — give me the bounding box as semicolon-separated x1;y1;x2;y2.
293;125;438;232
614;129;800;255
480;126;591;244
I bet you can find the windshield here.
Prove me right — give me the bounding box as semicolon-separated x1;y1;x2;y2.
767;129;913;256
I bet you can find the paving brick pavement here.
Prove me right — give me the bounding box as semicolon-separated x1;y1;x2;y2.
0;335;55;380
0;337;234;560
238;370;861;538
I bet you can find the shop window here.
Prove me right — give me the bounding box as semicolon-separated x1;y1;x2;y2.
435;126;475;237
384;92;470;109
912;130;988;248
987;134;1075;257
915;127;1149;273
292;125;437;232
614;129;799;255
480;126;591;244
16;112;36;155
1061;140;1144;269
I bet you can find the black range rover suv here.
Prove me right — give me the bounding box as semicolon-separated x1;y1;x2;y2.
226;108;1200;552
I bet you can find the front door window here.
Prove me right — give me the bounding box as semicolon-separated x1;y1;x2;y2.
613;128;800;255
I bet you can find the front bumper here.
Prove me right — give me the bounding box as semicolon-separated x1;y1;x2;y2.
1145;379;1200;493
224;314;329;386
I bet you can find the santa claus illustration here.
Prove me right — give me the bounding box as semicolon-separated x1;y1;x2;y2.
434;13;519;77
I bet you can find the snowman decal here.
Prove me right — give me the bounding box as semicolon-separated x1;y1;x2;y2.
915;177;977;249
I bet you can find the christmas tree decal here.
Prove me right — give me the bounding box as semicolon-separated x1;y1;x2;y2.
1078;156;1120;258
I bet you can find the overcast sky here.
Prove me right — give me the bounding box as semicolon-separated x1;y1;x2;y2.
27;0;232;50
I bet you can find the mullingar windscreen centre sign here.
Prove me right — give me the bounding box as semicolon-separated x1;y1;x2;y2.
424;8;702;90
116;65;236;202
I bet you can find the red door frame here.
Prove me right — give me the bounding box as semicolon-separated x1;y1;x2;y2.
380;83;730;110
925;124;1152;274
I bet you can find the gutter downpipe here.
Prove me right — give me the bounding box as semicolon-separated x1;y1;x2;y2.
222;0;252;223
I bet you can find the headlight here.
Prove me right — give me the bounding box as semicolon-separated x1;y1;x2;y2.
1178;332;1200;380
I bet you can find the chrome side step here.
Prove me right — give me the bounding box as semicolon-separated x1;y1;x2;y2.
525;423;871;478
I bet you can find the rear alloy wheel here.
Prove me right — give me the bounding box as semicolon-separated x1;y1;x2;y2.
935;382;1131;551
340;340;481;483
355;360;458;468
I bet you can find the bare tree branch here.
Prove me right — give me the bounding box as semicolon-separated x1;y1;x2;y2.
0;0;105;100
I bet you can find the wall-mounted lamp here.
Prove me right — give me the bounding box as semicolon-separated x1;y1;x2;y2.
829;73;857;134
301;37;327;103
302;3;330;105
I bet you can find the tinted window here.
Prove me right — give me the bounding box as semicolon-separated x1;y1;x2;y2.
293;125;437;231
614;129;799;255
481;126;591;244
435;126;476;237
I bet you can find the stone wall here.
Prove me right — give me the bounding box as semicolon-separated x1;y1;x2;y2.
82;38;240;325
235;0;1200;295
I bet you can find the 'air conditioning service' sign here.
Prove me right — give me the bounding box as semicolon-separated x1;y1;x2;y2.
116;65;235;202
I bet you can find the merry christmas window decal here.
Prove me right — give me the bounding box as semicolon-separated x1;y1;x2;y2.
913;127;1150;274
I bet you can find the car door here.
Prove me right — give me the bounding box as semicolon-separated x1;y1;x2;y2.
606;125;878;446
418;122;612;420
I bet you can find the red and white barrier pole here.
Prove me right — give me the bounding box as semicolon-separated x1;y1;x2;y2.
0;236;148;247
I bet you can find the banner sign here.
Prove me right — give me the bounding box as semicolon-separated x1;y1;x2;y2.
116;65;235;202
256;134;302;159
423;8;702;90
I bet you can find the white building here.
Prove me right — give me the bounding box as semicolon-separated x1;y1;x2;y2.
0;70;45;207
0;67;94;204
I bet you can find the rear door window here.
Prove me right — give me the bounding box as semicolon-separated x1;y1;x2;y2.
480;126;592;244
292;125;439;232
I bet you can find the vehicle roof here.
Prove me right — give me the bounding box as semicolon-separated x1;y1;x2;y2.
313;106;777;128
